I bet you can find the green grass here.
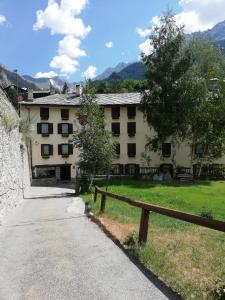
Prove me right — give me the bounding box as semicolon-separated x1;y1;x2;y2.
84;178;225;300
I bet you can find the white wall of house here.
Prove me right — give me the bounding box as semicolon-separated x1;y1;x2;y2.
21;102;225;180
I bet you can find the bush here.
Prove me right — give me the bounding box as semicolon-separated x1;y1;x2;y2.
209;279;225;300
200;208;214;220
0;110;18;132
124;230;138;247
19;117;32;145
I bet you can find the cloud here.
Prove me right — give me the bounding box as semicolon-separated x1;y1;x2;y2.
174;0;225;33
0;15;6;25
35;71;58;78
105;41;114;48
50;55;79;74
139;39;153;56
137;0;225;55
34;0;91;76
136;28;151;38
33;0;91;38
82;66;97;79
58;35;86;58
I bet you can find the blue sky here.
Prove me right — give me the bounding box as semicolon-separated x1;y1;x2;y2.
0;0;224;82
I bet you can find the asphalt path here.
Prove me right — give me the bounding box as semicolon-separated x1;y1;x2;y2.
0;186;179;300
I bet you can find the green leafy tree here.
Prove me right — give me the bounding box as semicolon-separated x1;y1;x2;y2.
140;11;195;176
71;80;115;190
187;36;225;176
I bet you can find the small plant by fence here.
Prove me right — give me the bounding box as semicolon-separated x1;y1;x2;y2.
94;186;225;245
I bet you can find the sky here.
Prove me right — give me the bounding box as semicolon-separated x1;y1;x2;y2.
0;0;225;82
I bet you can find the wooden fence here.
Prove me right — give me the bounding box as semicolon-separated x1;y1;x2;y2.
94;186;225;245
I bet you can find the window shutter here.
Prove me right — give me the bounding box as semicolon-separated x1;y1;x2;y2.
49;123;53;134
112;123;120;136
128;143;136;157
50;145;53;156
162;143;171;157
41;144;44;156
111;107;120;119
61;109;69;120
127;122;136;136
69;144;73;155
58;144;62;155
115;143;120;155
69;124;73;134
127;106;136;119
37;123;42;134
40;107;49;120
58;124;62;134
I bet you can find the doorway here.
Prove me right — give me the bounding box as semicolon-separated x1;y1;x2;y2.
60;165;71;181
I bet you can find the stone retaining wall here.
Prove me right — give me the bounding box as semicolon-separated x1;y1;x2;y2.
0;89;30;222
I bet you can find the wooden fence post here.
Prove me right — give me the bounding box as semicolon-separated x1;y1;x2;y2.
94;187;97;202
100;194;106;213
138;209;150;245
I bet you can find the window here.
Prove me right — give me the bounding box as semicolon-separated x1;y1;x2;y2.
58;144;73;156
58;123;73;135
125;164;139;175
115;143;120;156
62;144;69;156
127;122;136;137
62;124;69;135
127;143;136;157
41;144;53;157
37;123;53;136
40;107;49;120
127;106;136;119
112;123;120;136
61;109;69;120
162;143;171;157
33;167;56;179
111;106;120;119
195;143;204;156
111;164;120;175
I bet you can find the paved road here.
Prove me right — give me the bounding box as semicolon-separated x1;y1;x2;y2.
0;186;177;300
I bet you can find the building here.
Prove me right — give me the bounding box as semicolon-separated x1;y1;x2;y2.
20;92;225;182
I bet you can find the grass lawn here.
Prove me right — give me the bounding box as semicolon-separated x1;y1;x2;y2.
84;179;225;300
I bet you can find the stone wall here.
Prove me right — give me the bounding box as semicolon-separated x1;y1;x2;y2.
0;89;30;223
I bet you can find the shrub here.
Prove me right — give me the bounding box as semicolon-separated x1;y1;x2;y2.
19;117;32;146
124;230;138;247
200;207;214;220
0;110;18;132
209;279;225;300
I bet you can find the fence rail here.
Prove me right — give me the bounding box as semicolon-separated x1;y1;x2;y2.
94;186;225;245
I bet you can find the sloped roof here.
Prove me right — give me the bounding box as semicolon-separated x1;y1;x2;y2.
21;92;141;106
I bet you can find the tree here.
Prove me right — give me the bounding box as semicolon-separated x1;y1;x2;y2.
71;80;115;191
140;11;195;177
187;36;225;176
62;82;69;94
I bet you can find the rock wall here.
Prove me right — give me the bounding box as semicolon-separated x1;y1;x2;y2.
0;89;30;223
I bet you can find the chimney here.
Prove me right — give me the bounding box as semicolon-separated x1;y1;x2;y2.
28;88;34;101
75;84;82;96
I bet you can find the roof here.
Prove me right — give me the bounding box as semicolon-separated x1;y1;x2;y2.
20;92;141;107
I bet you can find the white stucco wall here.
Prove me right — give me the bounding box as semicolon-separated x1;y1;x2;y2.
21;102;225;179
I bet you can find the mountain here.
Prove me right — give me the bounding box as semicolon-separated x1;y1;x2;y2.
94;62;131;81
0;65;37;90
202;20;225;42
23;75;66;91
107;62;145;81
